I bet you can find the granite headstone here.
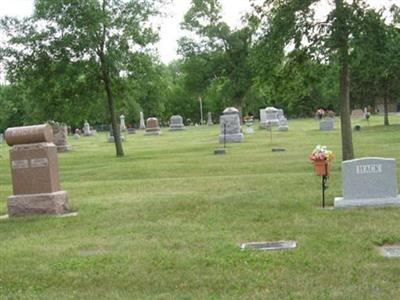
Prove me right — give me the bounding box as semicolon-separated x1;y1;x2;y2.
319;118;334;131
5;124;70;217
145;117;161;136
169;115;185;131
219;107;243;143
334;157;400;208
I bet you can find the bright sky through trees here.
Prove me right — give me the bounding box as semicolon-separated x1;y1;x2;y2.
0;0;396;63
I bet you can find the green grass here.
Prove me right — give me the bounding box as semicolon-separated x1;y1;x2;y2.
1;115;400;299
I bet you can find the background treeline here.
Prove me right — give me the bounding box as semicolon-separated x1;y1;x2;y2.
0;0;399;131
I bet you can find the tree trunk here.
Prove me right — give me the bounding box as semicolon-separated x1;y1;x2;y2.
99;55;124;157
336;0;354;161
383;80;389;126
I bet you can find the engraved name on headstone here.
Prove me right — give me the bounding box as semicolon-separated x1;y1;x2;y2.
5;124;70;217
334;157;400;208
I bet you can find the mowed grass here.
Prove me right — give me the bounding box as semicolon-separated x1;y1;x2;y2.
1;115;400;299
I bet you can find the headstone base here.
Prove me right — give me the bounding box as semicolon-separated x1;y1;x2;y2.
219;133;244;143
8;191;70;217
169;126;186;131
260;121;279;128
334;196;400;208
57;145;72;153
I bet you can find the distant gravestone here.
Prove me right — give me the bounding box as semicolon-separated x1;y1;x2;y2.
334;157;400;208
145;117;161;136
265;107;280;126
278;117;289;131
319;118;334;131
169;115;185;131
207;112;213;126
351;109;364;119
219;107;243;143
108;124;125;143
259;108;267;128
120;115;127;132
83;121;91;136
260;107;280;128
245;117;254;134
139;112;146;129
5;124;70;217
48;121;72;152
127;128;136;134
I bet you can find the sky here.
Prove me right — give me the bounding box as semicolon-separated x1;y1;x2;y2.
0;0;397;63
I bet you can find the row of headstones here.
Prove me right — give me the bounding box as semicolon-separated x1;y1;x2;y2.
140;112;215;129
319;109;371;131
4;124;400;217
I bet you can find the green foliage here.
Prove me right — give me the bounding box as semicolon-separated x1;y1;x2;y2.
178;0;255;115
0;0;162;152
350;6;400;110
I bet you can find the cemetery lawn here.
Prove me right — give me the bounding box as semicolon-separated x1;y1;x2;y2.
2;116;400;300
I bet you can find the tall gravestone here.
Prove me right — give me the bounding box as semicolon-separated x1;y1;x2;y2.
219;107;244;143
139;112;146;129
48;121;72;152
145;117;161;136
120;115;127;132
169;115;185;131
334;157;400;208
5;124;70;217
83;121;91;136
207;112;213;126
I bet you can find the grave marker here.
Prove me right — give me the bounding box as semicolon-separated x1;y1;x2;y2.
5;124;70;217
334;157;400;208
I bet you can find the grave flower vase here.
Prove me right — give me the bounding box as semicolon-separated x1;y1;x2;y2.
314;160;330;176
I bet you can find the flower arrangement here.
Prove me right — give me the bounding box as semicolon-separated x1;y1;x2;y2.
309;145;334;162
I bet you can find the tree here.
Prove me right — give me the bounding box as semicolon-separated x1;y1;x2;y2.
350;6;400;126
251;0;376;160
179;0;256;116
332;0;354;160
1;0;160;157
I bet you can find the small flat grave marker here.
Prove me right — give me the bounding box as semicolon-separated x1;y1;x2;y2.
214;148;226;155
241;240;297;251
379;245;400;257
272;148;286;152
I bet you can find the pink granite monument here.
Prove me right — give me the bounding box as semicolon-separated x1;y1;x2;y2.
5;124;70;217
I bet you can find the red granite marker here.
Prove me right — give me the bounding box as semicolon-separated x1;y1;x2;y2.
5;124;70;217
